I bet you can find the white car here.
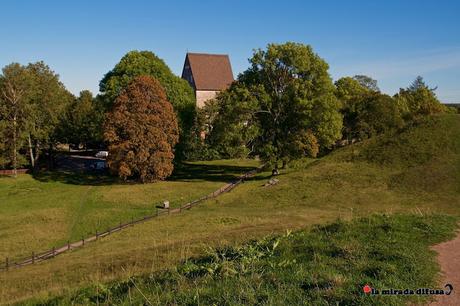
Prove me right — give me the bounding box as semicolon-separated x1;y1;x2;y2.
95;151;109;158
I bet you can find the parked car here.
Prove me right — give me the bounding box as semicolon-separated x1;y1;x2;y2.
95;151;109;158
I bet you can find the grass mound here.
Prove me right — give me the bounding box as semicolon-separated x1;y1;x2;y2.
327;114;460;195
38;214;457;306
335;114;460;168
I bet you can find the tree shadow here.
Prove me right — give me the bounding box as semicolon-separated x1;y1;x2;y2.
168;162;259;183
32;170;120;186
32;160;266;186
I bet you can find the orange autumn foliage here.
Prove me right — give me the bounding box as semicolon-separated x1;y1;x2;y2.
104;75;179;182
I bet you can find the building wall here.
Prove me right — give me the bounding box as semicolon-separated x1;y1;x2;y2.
181;57;195;88
196;90;219;108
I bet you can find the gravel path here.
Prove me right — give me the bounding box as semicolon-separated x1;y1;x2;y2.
429;232;460;305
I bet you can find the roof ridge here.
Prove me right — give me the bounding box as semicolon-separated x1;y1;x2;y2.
187;52;229;57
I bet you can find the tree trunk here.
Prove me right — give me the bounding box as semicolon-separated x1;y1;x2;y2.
12;115;17;178
34;142;40;172
47;143;53;170
281;160;287;169
28;134;35;169
272;160;279;176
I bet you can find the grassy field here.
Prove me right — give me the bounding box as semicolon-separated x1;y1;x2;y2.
1;114;459;304
0;159;259;261
41;214;459;305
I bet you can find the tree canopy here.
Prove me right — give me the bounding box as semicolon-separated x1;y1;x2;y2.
395;76;444;118
0;61;72;172
335;77;403;140
57;90;103;148
352;75;380;92
205;42;343;169
99;51;195;132
104;75;179;182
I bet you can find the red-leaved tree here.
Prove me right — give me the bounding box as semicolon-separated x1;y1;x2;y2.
104;75;179;182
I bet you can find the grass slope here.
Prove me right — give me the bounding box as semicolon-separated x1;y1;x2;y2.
38;214;458;306
1;114;459;304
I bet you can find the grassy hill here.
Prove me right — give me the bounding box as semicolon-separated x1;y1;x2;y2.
41;214;458;305
1;114;459;304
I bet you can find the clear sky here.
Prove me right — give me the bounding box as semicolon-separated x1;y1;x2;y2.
1;0;459;102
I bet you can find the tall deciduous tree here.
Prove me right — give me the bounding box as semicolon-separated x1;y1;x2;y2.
99;51;195;154
395;76;444;118
211;42;342;170
104;75;179;182
335;77;404;140
0;64;30;175
335;77;370;140
353;75;380;92
26;61;74;169
0;62;72;172
58;90;103;148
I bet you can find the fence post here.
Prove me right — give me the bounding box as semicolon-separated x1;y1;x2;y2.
131;217;134;226
82;237;85;246
32;252;35;264
5;257;8;271
96;230;98;240
67;241;70;251
120;221;122;229
52;246;55;257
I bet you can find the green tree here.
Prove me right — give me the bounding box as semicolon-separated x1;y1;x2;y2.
356;93;404;138
104;75;179;182
335;77;370;140
353;75;380;91
395;76;444;118
335;77;404;140
209;42;342;171
0;63;31;174
99;51;195;139
206;83;261;159
0;62;72;173
25;62;74;169
58;90;103;149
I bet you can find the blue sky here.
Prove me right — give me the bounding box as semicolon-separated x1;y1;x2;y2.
1;0;459;102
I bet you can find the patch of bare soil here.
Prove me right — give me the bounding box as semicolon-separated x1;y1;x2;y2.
428;232;460;305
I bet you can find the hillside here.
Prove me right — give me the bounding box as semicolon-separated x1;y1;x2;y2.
2;114;459;304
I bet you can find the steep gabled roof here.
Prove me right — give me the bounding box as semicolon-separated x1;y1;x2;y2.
182;53;234;91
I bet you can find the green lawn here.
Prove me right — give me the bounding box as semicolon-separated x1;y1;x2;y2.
0;159;259;261
1;114;459;305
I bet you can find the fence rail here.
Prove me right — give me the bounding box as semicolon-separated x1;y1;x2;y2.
0;169;29;175
0;166;262;272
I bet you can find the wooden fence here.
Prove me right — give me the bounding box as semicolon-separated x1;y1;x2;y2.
0;167;262;272
0;169;29;175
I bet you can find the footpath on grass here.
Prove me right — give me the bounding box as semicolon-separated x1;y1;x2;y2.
429;231;460;306
0;166;263;272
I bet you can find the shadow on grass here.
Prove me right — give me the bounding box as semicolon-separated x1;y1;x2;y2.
32;162;264;186
169;162;259;183
32;170;120;186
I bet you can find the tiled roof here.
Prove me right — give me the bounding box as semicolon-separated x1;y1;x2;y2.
183;53;234;91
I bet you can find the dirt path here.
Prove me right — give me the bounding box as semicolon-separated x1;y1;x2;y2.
429;232;460;305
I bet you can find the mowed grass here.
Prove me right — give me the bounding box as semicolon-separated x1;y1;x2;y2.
0;114;459;304
39;214;459;306
0;159;259;260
